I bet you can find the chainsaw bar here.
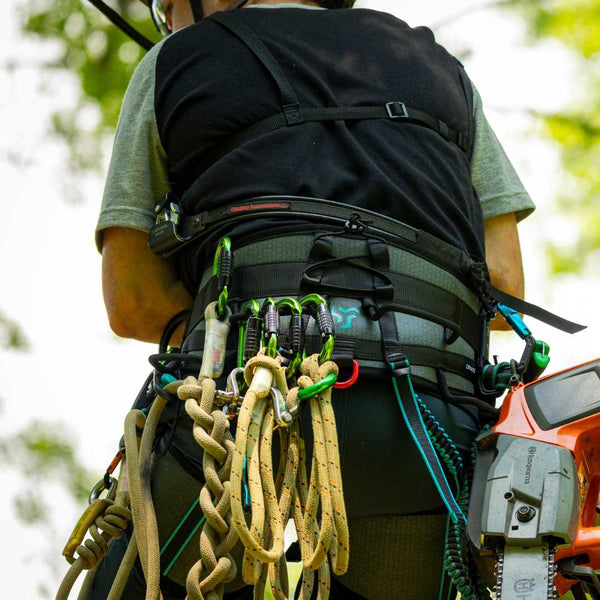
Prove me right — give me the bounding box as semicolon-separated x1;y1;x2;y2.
494;546;557;600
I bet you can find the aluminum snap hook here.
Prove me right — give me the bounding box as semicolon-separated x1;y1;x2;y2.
270;386;293;428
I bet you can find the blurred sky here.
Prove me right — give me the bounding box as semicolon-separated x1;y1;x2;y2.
1;0;598;597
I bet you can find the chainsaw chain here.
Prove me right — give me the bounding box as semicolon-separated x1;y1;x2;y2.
492;546;557;600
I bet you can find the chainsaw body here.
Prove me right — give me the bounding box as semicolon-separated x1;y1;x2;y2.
468;359;600;599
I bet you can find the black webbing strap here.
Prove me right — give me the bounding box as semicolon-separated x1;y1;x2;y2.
191;261;482;350
86;0;154;50
199;11;471;176
379;312;466;525
455;61;474;159
490;285;586;334
210;11;304;125
166;196;477;285
193;104;472;175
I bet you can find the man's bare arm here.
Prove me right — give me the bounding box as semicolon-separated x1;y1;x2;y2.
484;212;525;331
101;227;193;344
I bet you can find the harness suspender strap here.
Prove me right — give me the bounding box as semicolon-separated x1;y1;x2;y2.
210;11;303;123
455;61;474;160
379;312;466;525
192;105;472;176
193;11;471;178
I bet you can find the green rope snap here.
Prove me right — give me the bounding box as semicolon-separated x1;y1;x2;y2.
297;373;337;401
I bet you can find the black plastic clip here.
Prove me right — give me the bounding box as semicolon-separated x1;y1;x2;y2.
344;212;372;233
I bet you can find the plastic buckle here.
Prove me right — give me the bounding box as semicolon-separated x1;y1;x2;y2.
387;353;411;377
386;102;409;119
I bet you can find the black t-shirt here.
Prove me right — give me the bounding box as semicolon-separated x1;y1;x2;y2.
152;7;484;291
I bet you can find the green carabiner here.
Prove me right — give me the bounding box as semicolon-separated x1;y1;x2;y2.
297;373;338;401
213;237;232;320
262;297;279;358
300;294;335;364
238;299;262;367
277;297;304;378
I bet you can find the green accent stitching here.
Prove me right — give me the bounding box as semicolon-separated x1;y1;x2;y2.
160;498;206;576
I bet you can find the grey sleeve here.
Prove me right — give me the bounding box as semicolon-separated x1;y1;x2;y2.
471;85;536;223
95;40;170;252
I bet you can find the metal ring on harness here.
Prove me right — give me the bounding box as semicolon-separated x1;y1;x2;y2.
333;359;360;389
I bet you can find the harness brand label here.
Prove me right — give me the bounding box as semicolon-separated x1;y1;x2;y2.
331;306;360;330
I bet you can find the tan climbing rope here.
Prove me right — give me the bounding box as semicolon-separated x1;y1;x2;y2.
56;466;131;600
57;303;350;600
56;382;179;600
177;375;240;600
225;350;349;600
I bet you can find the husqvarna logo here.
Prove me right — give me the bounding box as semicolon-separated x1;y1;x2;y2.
524;447;537;485
331;306;360;330
515;578;536;598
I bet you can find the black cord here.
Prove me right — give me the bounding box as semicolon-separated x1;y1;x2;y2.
86;0;155;50
436;369;500;418
159;310;191;353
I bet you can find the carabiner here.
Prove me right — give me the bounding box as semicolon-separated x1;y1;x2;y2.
212;237;233;320
238;299;262;367
300;294;335;364
88;475;117;505
276;297;304;378
215;367;246;418
270;386;294;428
262;297;279;358
297;373;338;401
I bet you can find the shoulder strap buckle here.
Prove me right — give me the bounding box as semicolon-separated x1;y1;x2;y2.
386;101;409;119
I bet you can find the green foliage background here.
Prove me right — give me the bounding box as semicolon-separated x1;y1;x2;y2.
2;0;599;596
516;0;600;274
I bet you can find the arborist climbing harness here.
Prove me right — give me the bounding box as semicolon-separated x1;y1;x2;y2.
58;209;587;600
70;2;591;597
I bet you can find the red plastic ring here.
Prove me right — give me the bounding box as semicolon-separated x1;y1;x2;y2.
333;360;360;389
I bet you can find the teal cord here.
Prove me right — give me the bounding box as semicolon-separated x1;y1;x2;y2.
391;369;465;524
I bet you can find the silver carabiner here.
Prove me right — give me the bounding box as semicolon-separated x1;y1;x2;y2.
215;367;246;418
270;387;293;428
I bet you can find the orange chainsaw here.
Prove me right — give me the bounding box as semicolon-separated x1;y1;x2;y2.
468;357;600;599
